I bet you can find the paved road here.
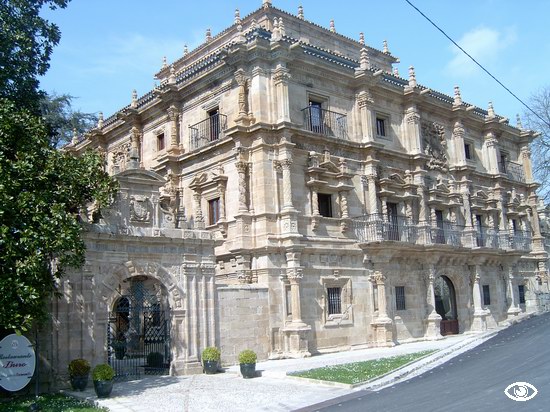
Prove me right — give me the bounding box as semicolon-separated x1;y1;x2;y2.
300;312;550;412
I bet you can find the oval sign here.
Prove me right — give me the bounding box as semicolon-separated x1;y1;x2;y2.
0;334;36;392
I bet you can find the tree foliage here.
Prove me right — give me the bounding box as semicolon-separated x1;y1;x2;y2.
524;87;550;202
0;0;70;112
40;92;98;147
0;98;118;331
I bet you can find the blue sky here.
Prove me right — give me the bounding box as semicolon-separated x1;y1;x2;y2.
40;0;550;124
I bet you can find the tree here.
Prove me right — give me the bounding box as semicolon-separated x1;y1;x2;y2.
524;87;550;202
40;93;98;147
0;98;117;331
0;0;70;112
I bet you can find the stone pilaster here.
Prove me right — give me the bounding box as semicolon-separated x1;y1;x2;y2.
471;266;488;331
484;131;499;174
193;191;205;229
274;64;291;123
167;105;180;152
281;158;294;211
506;265;521;319
521;145;533;183
236;161;249;212
405;106;422;154
425;265;442;339
358;90;374;142
369;271;394;347
452;120;466;166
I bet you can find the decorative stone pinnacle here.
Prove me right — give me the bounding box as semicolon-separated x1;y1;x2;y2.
162;56;168;69
298;5;304;19
71;128;78;145
279;17;286;36
360;48;370;70
235;8;241;25
183;44;188;55
263;0;272;9
97;112;104;128
487;101;495;118
330;19;335;33
169;65;176;84
453;86;462;106
359;32;365;46
516;114;523;129
408;66;417;88
131;89;138;108
393;67;399;76
206;28;212;43
383;40;389;54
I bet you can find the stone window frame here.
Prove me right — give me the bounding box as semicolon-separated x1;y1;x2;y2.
375;112;391;141
395;285;406;311
318;193;333;218
203;190;222;229
154;127;167;155
464;140;475;162
320;275;353;327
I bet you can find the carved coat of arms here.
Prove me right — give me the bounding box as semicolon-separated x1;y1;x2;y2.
422;122;448;172
130;195;151;222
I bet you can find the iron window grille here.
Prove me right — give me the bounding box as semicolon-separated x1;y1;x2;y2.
518;285;526;304
327;287;342;315
482;285;491;306
395;286;406;310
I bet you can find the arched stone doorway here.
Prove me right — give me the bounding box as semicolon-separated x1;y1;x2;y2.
434;275;459;335
108;276;171;380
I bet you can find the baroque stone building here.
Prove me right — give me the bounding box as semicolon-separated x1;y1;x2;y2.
49;0;549;384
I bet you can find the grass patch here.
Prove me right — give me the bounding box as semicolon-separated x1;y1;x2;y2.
0;394;106;412
289;350;437;385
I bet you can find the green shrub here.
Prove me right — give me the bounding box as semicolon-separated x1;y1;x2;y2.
238;350;257;364
92;364;115;381
147;352;164;367
68;359;90;377
201;347;221;362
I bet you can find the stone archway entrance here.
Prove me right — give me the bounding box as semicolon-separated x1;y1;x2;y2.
434;275;459;335
108;276;171;380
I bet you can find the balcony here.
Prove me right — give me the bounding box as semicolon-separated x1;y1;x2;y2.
498;161;525;182
302;106;348;140
351;214;532;251
189;113;227;151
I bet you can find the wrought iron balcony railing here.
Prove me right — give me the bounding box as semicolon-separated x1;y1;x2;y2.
189;113;227;151
351;214;532;251
498;161;525;182
302;106;348;140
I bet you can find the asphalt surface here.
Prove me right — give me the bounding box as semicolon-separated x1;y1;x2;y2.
300;312;550;412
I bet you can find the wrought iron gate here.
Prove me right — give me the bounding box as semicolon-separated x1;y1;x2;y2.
107;280;171;381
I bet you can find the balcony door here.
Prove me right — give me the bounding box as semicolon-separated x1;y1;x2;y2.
309;100;323;133
387;202;399;241
435;210;445;244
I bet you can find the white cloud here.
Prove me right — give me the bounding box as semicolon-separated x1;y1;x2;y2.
447;26;517;77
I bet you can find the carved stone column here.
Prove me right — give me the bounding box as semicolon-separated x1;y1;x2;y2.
274;64;291;123
193;191;204;229
484;131;499;174
339;190;350;232
366;174;379;215
168;105;180;151
358;90;374;142
452;120;466;166
369;271;394;347
128;126;141;169
405;106;422;154
496;192;510;249
425;265;442;339
521;145;533;183
281;158;294;210
281;251;311;358
506;265;521;319
471;266;488;331
235;69;251;125
236;161;249;212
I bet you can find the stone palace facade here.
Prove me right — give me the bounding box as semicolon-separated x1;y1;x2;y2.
46;0;550;385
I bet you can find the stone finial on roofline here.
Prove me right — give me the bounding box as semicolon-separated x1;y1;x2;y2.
162;56;168;69
131;89;138;108
359;32;365;46
360;48;370;70
487;101;495;118
235;8;241;25
393;67;399;77
263;0;272;9
383;40;389;54
330;19;336;33
206;28;212;43
169;66;176;85
97;112;104;129
184;44;189;55
516;114;523;130
298;5;304;20
453;86;462;106
279;17;286;36
408;66;417;88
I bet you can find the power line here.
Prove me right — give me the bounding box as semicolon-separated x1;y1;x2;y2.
404;0;550;129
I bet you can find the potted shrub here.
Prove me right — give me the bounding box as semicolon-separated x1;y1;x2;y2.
238;349;257;379
201;347;221;374
92;364;115;398
68;358;90;391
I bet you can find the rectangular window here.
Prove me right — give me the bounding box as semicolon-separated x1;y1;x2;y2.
327;287;342;315
499;153;508;173
208;197;220;225
157;133;165;151
376;117;386;137
464;143;472;160
395;286;406;310
518;285;526;304
318;193;333;217
285;285;292;317
483;285;491;306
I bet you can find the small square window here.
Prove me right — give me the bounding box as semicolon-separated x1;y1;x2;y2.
376;117;386;137
318;193;333;217
208;197;220;225
157;133;165;151
327;287;342;315
464;143;472;160
482;285;491;306
518;285;526;304
395;286;406;310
